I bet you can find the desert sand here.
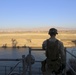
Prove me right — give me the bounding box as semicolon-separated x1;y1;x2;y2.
0;30;76;48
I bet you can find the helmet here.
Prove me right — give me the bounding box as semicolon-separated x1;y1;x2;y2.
48;28;58;35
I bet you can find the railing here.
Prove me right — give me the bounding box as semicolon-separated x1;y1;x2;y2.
65;47;76;75
0;56;27;75
0;47;76;75
0;66;22;75
0;47;42;75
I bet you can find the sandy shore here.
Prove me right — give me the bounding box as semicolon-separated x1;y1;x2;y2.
0;31;76;48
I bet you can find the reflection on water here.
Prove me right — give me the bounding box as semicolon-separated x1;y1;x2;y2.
0;48;28;58
0;48;46;66
0;47;76;66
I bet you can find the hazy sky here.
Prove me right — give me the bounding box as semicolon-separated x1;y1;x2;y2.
0;0;76;29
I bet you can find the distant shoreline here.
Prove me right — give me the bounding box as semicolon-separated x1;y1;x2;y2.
0;31;76;48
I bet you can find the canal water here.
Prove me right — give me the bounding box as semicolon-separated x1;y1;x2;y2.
0;47;76;66
0;48;46;66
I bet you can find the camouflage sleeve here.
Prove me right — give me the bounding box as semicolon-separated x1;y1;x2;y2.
59;41;65;64
42;40;47;50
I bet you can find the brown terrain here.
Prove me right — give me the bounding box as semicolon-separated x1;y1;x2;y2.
0;28;76;48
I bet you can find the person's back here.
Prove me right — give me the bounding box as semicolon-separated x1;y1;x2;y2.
41;28;65;75
46;39;59;60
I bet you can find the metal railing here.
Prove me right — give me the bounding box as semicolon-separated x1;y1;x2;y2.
0;47;76;75
0;58;25;75
0;66;22;75
65;48;76;75
0;47;42;75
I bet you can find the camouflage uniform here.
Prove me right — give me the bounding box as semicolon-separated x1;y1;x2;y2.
42;37;65;75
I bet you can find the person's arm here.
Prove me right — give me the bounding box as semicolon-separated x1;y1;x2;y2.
59;42;65;64
42;40;47;50
59;41;66;69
